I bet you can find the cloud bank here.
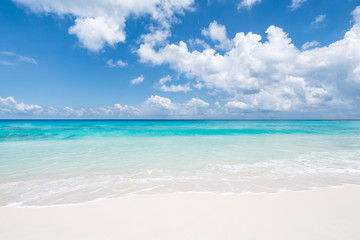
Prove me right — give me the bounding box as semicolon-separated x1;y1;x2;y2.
6;3;360;118
0;96;213;118
138;7;360;114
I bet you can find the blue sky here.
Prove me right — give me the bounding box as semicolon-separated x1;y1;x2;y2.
1;0;360;118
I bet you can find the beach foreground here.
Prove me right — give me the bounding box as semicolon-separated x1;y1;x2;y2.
1;186;360;240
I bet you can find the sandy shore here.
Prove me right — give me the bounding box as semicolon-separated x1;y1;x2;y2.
1;186;360;240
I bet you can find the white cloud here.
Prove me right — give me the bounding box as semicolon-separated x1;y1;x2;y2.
159;84;192;92
141;28;171;48
0;96;42;115
146;95;177;110
138;6;360;113
68;17;125;51
130;75;144;85
202;21;232;50
225;101;249;110
98;104;141;117
301;40;320;50
290;0;307;11
179;98;211;115
62;106;89;117
159;75;172;85
106;59;128;67
136;95;211;116
311;14;326;28
186;98;209;108
0;51;37;65
188;38;210;50
0;96;141;118
113;103;136;112
13;0;194;51
145;95;210;116
237;0;262;10
353;6;360;23
63;106;74;114
0;95;213;118
156;75;192;92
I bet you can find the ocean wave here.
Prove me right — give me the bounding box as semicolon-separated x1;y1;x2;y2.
1;158;360;207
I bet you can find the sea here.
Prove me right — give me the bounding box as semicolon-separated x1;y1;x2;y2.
1;120;360;207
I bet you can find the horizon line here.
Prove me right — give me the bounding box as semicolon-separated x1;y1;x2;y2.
1;119;360;121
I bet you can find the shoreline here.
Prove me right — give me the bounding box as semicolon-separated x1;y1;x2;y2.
0;184;360;209
2;184;359;209
1;185;360;240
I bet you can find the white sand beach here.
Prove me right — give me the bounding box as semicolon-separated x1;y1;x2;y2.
1;185;359;240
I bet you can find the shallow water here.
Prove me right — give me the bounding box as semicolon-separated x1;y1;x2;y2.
1;120;360;206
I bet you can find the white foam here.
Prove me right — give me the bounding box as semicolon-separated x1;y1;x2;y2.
1;155;360;207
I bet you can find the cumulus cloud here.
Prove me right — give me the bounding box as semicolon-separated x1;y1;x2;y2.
202;21;232;50
188;38;210;50
62;106;88;117
130;75;144;85
311;14;326;28
138;6;360;113
61;104;141;118
237;0;262;10
0;51;37;65
290;0;307;11
68;17;125;51
0;95;145;118
0;96;42;115
301;40;320;50
156;75;192;92
106;59;128;67
146;95;177;111
13;0;194;51
0;94;214;118
140;28;171;48
353;5;360;23
225;101;249;110
0;96;140;118
97;104;141;117
145;95;210;116
158;84;192;92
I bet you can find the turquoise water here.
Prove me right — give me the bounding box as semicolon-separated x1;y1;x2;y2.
1;120;360;206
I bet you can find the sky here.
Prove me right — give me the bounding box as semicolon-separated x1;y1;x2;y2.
1;0;360;119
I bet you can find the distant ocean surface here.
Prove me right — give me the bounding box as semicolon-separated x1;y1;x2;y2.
1;120;360;207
